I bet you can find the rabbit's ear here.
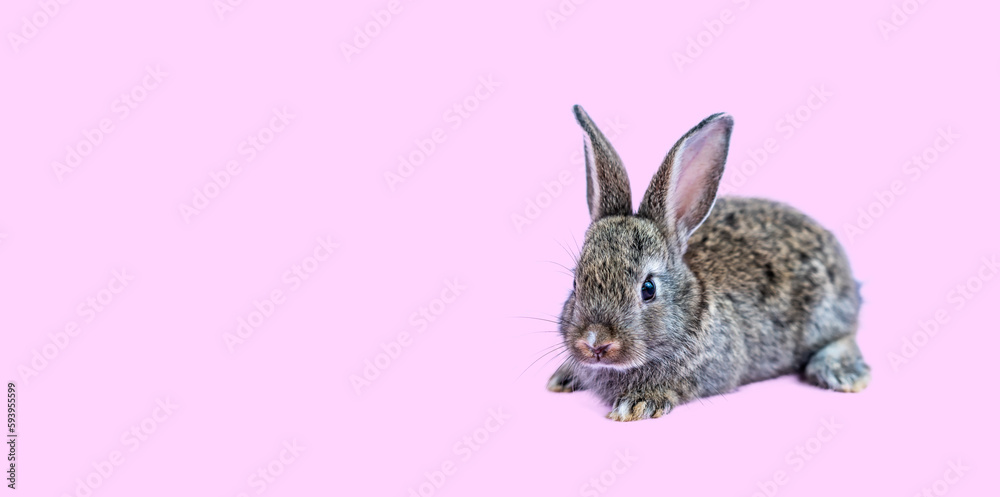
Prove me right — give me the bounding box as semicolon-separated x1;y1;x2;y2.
574;105;632;221
638;113;733;250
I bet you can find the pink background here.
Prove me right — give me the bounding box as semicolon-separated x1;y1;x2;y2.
2;0;998;495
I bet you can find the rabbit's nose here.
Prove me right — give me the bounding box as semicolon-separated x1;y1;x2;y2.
588;342;613;360
577;339;618;361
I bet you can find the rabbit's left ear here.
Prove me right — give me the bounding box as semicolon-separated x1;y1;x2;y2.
638;113;733;250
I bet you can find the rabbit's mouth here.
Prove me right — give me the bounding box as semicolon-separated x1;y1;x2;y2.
572;329;633;368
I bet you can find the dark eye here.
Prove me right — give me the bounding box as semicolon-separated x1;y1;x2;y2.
641;279;656;302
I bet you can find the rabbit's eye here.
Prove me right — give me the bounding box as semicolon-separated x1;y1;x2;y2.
641;279;656;302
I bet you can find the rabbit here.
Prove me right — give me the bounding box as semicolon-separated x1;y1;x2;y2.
546;105;870;421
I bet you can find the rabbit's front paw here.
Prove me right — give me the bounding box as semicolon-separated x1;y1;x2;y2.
606;393;674;422
547;361;584;393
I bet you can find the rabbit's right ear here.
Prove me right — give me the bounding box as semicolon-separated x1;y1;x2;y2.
573;105;632;221
637;113;733;251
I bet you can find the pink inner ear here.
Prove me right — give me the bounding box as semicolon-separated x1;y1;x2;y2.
672;121;727;231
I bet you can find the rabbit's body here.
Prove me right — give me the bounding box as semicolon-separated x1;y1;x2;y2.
547;106;870;421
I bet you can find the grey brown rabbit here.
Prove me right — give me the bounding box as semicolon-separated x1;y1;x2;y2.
546;105;870;421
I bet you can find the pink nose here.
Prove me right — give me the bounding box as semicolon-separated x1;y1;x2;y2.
587;343;612;360
576;340;616;361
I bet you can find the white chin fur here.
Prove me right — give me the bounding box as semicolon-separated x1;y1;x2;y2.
584;360;640;371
